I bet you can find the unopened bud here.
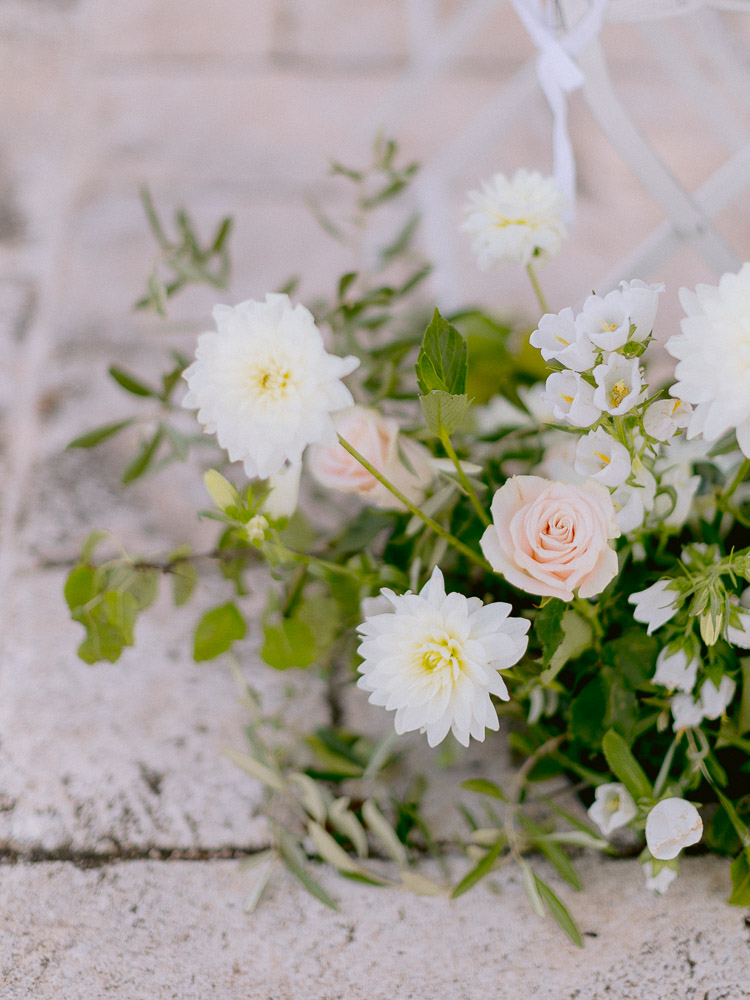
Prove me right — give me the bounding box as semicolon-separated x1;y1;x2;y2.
204;469;239;512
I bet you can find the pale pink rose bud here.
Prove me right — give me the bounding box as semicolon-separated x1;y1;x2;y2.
309;407;432;511
480;475;620;601
646;798;702;860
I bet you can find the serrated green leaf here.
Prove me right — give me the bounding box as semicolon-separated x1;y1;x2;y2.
67;419;135;450
122;428;164;484
194;602;246;661
419;390;471;436
533;873;583;947
460;779;507;801
171;561;198;606
415;309;467;395
728;850;750;905
108;365;157;398
223;747;285;793
261;618;316;670
275;827;338;911
601;729;652;801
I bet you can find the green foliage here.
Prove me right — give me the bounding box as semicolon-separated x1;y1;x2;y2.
261;618;317;670
728;850;750;905
415;309;468;396
419;391;471;436
193;603;246;662
135;186;232;315
601;729;653;802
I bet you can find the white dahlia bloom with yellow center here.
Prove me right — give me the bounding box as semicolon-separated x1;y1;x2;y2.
667;263;750;458
356;567;529;747
462;169;567;269
182;294;359;480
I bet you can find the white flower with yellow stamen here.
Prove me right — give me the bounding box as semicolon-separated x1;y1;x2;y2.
356;566;529;747
529;307;596;373
644;398;692;441
542;371;602;427
593;353;642;416
182;294;359;480
580;289;631;352
575;427;631;487
588;783;637;837
462;169;567;269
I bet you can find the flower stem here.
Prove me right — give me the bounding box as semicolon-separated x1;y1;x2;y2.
438;428;491;528
525;261;549;316
337;434;492;573
504;735;564;860
723;457;750;503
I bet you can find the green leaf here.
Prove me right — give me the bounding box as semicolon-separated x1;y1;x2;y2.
570;676;609;747
415;309;467;395
193;602;246;661
460;779;507;801
307;821;366;877
519;815;581;890
601;729;652;801
419;390;471;436
275;827;338;911
122;428;164;484
451;837;504;899
204;469;239;512
261;618;316;670
127;569;159;611
541;610;592;683
362;799;408;867
171;561;198;606
739;658;750;736
67;420;134;450
77;616;126;664
223;748;286;793
606;629;658;688
64;565;96;612
108;365;157;397
534;873;584;947
728;850;750;905
536;599;566;667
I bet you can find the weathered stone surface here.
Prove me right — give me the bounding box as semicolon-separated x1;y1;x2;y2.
0;854;747;999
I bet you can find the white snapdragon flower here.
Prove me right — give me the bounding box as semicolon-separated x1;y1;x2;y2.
653;645;699;693
529;308;596;372
618;279;664;342
643;399;692;441
667;263;750;459
699;676;736;719
182;294;359;480
579;289;631;352
611;459;656;534
356;567;530;748
629;579;681;634
593;354;643;416
643;860;677;895
587;783;637;837
671;693;704;731
574;428;631;487
542;371;601;427
645;798;703;860
462;170;567;269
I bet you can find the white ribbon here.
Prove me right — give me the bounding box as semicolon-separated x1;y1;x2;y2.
509;0;609;222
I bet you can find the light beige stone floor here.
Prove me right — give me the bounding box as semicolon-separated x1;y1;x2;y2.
1;1;750;996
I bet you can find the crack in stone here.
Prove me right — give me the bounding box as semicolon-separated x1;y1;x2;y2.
0;844;268;869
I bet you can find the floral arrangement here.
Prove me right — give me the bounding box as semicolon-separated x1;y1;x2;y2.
65;142;750;944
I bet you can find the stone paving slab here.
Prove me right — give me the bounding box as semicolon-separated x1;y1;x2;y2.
0;854;748;999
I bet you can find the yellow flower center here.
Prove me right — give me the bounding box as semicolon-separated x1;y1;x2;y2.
601;320;618;332
415;634;464;677
595;451;611;465
249;359;296;401
609;380;629;409
561;394;574;404
555;335;571;346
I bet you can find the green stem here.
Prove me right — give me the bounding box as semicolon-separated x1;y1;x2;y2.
504;735;564;862
525;261;549;316
439;429;491;527
723;458;750;503
337;435;492;573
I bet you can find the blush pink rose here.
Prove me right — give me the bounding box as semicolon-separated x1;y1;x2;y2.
308;406;433;510
480;475;620;601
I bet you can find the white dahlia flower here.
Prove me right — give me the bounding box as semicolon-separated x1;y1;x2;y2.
182;294;359;480
462;169;567;269
356;566;529;748
666;263;750;458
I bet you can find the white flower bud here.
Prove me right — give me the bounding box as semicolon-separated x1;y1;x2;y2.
645;797;702;860
671;693;704;732
653;645;699;693
618;279;664;342
699;676;736;720
643;859;677;895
